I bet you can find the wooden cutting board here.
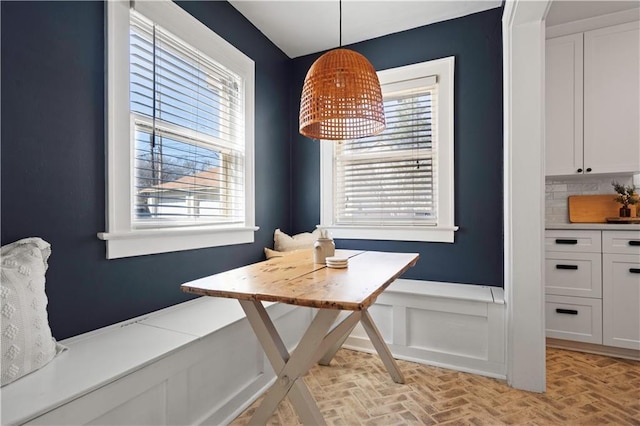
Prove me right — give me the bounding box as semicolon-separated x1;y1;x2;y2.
568;194;636;223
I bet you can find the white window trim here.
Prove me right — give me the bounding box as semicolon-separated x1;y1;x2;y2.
99;0;257;259
320;56;457;243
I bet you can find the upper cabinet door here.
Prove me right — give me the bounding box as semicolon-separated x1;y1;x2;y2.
545;34;584;176
584;21;640;175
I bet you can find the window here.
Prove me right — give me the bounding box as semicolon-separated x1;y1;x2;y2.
320;57;457;242
100;0;256;259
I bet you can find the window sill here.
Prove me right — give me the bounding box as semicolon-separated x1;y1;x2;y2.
97;226;259;259
319;225;459;243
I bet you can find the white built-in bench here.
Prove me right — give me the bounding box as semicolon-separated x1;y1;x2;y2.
344;279;507;378
1;298;312;425
1;279;506;425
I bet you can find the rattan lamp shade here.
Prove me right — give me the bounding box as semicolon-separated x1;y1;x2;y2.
299;48;386;140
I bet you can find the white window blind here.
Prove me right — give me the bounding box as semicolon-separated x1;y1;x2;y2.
334;81;438;226
130;12;245;228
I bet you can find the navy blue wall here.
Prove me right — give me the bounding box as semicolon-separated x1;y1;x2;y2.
290;8;504;286
1;1;292;339
1;2;503;340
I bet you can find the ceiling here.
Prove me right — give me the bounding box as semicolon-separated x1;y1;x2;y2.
546;1;639;27
229;1;640;59
228;1;502;58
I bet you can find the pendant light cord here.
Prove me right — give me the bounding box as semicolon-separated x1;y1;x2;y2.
339;0;342;47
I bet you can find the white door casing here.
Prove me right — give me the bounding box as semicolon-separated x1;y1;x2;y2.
502;0;552;393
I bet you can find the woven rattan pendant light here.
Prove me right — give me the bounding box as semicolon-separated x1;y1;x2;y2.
299;0;385;140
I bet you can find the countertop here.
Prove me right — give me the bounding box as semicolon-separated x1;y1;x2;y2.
546;223;640;231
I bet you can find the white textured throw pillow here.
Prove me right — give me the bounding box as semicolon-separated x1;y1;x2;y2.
273;228;320;252
1;237;62;386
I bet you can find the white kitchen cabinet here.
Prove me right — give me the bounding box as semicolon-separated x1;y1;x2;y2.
603;228;640;254
584;21;640;175
545;229;640;354
545;230;603;344
544;230;601;253
602;254;640;350
546;294;603;344
545;230;602;299
545;21;640;176
545;33;583;176
545;252;602;298
602;231;640;350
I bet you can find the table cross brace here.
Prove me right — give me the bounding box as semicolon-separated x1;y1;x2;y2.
240;300;338;424
239;299;404;425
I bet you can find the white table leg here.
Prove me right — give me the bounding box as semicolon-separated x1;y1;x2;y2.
239;299;289;366
318;314;360;366
239;301;404;424
318;309;405;384
360;309;405;384
239;300;341;425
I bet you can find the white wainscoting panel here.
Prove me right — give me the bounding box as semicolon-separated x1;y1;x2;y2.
184;320;264;425
344;279;507;379
406;307;489;358
87;381;168;426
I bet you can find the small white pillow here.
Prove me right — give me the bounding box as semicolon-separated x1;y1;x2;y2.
273;228;320;252
1;237;63;386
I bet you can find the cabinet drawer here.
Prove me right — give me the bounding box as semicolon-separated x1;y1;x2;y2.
602;254;640;350
545;252;601;298
545;230;601;253
545;295;602;344
602;231;640;255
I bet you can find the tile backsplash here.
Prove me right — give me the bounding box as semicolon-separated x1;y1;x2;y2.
545;174;639;224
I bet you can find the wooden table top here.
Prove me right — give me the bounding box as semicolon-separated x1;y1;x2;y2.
181;249;419;311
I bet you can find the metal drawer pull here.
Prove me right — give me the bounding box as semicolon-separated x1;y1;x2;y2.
630;268;640;274
556;308;578;315
628;241;640;246
556;264;578;270
555;239;578;245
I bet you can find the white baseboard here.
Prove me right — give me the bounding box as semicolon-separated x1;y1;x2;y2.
546;338;640;361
